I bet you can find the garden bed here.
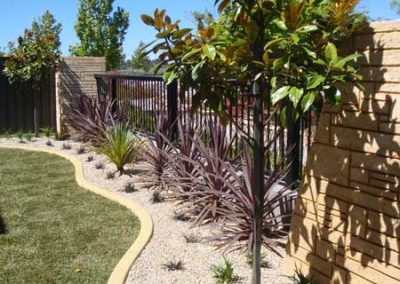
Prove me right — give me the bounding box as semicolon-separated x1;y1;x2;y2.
0;136;288;283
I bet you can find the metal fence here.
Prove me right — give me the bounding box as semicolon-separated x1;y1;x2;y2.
95;74;319;183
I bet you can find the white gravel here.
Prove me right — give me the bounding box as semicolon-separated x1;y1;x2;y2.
0;137;288;284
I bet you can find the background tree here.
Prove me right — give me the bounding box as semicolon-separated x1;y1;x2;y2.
391;0;400;14
70;0;129;70
131;41;152;72
3;10;61;136
142;1;364;283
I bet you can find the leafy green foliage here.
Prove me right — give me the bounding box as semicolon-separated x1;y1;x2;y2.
24;132;34;142
17;130;24;143
99;124;142;173
4;10;61;86
211;257;236;284
141;1;365;123
70;0;129;70
40;127;53;138
131;41;153;72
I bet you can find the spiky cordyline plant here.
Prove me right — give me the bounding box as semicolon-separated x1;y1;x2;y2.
141;111;174;187
99;123;142;174
210;144;294;253
175;120;237;225
68;95;128;144
164;119;203;192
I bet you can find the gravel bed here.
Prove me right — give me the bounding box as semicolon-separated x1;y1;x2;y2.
0;137;288;284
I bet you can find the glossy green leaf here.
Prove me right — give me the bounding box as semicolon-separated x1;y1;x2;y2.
203;44;217;60
307;74;325;89
325;42;337;63
301;91;316;112
271;86;290;105
289;87;304;107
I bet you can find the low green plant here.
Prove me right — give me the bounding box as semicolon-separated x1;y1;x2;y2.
246;252;270;268
24;132;34;142
95;162;105;170
77;145;85;155
211;257;235;284
99;124;142;174
285;267;313;284
41;127;53;139
183;233;200;243
163;260;184;271
150;190;164;203
124;182;136;193
106;171;115;180
17;130;24;143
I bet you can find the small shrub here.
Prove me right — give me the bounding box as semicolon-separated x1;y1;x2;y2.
77;145;85;155
246;253;270;268
17;131;24;143
95;162;105;169
150;190;164;203
211;257;235;284
87;155;94;162
106;171;115;180
62;143;72;150
41;127;53;139
46;140;53;147
183;233;200;243
24;132;34;142
124;182;136;193
163;260;184;271
173;212;191;222
98;123;142;174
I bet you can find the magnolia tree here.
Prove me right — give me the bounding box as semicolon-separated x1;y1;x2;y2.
4;11;62;136
141;0;364;283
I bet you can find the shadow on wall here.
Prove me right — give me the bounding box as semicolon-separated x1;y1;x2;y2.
0;216;7;235
58;60;83;134
286;23;400;283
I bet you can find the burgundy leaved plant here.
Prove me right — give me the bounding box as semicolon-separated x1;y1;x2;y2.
210;144;295;254
68;95;128;144
141;111;174;187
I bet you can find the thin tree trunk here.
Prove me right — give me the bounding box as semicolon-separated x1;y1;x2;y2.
33;89;39;137
252;83;264;284
251;11;266;284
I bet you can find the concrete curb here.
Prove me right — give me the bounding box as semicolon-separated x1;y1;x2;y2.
0;145;153;284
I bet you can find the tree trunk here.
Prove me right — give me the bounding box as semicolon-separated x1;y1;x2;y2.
252;83;264;284
33;89;39;137
251;12;266;284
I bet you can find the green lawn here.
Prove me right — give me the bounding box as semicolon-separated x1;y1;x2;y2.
0;149;140;283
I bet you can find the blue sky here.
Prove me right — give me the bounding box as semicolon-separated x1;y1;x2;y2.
0;0;398;58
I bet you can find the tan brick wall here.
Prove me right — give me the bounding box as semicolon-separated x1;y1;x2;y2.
283;20;400;284
55;57;106;134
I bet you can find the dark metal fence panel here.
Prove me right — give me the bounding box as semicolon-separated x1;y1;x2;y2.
0;57;56;132
95;74;319;183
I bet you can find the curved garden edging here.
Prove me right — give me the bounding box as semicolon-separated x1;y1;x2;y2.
0;144;153;284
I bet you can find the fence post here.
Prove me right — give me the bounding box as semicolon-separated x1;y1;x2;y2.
286;119;301;186
167;79;178;137
111;77;117;114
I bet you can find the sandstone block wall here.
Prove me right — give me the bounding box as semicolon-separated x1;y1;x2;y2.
283;21;400;283
55;57;106;134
